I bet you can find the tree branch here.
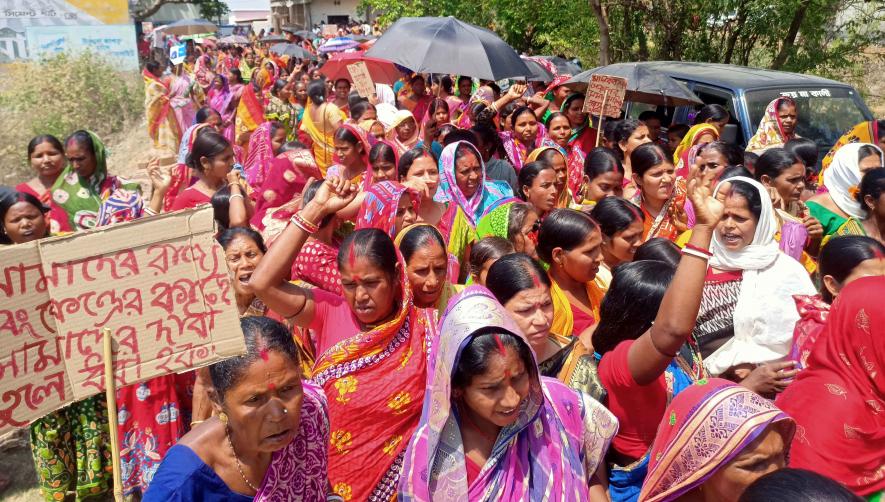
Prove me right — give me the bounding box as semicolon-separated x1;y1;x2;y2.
134;0;194;22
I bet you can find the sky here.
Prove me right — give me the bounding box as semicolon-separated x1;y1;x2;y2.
224;0;270;10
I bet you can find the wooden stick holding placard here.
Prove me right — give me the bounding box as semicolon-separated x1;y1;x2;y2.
103;327;123;502
595;90;609;148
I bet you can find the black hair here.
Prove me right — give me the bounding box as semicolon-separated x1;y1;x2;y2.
517;161;553;200
589;197;644;237
347;90;367;110
469;236;515;278
457;75;473;88
307;78;326;105
561;93;585;112
398;224;446;263
65;130;95;154
301;179;334;227
505;203;534;242
27;135;64;159
271;78;287;96
397;147;437;179
776;96;796;111
209;316;300;403
536;209;599;263
471;125;507;160
445;130;479;148
593;260;676;355
631;143;670;178
453;141;481;164
584;147;624;180
409;74;425;85
858;144;883;165
337;228;398;280
693;104;730;125
738;468;863;502
743;151;760;172
0;190;48;244
700;141;744;168
427;98;449;121
187;130;230;171
754;147;802;182
784;138;818;169
370;141;397;168
634;238;681;267
439;75;454;94
508;106;536;130
195;106;219;124
638;110;662;123
545;111;570;128
211;185;232;229
452;331;533;389
278;140;307;154
486;253;551;305
349;100;375;122
612;119;644;158
145;60;162;75
819;235;885;303
858;167;885;210
667;123;690;138
334;126;360;147
727;179;763;222
498;101;520;128
535;148;564;168
719;165;754;181
217;226;267;253
229;68;243;84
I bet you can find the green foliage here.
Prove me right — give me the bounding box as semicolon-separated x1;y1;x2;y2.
0;51;143;183
198;0;230;22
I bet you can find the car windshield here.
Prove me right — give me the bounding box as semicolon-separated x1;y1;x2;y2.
745;87;869;163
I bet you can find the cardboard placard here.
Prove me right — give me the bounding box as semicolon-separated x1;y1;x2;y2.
169;42;187;65
322;24;338;37
583;74;628;118
0;207;245;434
347;61;375;98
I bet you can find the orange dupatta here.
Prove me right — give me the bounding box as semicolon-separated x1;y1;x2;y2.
142;69;181;154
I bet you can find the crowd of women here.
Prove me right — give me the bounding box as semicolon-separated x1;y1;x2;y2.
2;34;885;501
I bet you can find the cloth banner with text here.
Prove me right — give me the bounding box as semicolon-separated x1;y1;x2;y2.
0;207;246;434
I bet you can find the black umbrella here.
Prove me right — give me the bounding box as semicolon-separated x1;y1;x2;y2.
519;56;555;82
365;16;530;81
269;43;317;60
346;34;375;43
260;34;288;43
537;56;582;76
563;63;702;106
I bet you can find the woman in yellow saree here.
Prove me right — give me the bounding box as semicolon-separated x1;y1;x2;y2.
142;61;181;155
301;79;346;175
819;119;884;185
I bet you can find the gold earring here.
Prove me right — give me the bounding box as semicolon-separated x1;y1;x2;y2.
218;412;228;425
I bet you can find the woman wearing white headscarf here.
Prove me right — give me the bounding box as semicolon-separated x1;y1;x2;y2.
806;143;885;236
690;176;816;378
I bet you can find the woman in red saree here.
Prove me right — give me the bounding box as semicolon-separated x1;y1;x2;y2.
630;143;687;242
777;275;885;499
250;176;428;502
17;135;72;234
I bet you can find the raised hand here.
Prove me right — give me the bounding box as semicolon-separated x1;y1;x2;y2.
308;176;359;215
686;164;725;227
146;158;173;194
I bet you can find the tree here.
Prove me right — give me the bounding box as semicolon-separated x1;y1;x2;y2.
132;0;230;23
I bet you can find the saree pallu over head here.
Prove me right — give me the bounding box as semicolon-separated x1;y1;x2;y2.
387;109;421;156
250;148;322;230
528;145;573;207
311;251;428;502
775;276;885;496
327;123;375;192
672;124;718;166
207;74;232;120
639;379;794;502
356;181;421;238
51;131;141;230
675;143;704;180
456;86;495;129
824;142;884;219
500;123;547;173
194;55;214;90
820;120;880;184
235;82;266;139
143;69;182;155
703;177;816;376
434;141;513;227
253;380;329;501
244;122;275;188
746;97;797;154
398;286;618;502
475;198;522;239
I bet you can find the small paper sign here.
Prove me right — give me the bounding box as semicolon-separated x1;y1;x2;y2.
169;43;187;65
347;61;375;98
584;74;628;118
322;24;338;37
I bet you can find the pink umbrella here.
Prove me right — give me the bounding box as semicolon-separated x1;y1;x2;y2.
318;51;403;85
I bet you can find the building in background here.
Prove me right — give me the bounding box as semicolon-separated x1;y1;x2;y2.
268;0;374;31
0;0;138;69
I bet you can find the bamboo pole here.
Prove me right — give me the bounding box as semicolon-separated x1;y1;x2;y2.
595;89;609;148
103;328;124;502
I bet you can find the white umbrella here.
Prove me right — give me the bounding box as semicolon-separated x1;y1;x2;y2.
161;19;218;37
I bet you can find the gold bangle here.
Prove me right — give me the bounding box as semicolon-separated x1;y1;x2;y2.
190;420;204;427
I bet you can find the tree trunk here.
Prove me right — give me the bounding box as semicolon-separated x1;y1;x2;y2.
589;0;612;65
771;0;812;69
723;0;748;64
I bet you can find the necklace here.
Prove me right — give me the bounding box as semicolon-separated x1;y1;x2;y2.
225;427;259;493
